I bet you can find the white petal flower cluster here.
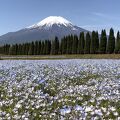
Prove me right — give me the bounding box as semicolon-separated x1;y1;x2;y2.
0;59;120;119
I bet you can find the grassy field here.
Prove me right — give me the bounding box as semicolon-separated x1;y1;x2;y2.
1;54;120;60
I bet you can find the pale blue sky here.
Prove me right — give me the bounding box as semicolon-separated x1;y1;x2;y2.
0;0;120;35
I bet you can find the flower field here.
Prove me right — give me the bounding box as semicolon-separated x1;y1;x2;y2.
0;59;120;119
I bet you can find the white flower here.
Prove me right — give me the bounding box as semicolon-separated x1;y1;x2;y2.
110;107;116;111
36;105;40;109
15;103;21;108
85;106;93;112
94;109;103;116
101;107;106;113
75;105;83;111
113;112;118;116
24;118;29;120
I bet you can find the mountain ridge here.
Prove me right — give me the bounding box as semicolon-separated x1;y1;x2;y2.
0;16;88;45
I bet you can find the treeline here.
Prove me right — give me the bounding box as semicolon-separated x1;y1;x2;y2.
0;28;120;55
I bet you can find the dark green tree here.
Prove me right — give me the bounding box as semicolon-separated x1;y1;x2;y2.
66;35;71;54
115;31;120;53
69;35;73;54
51;40;55;55
95;31;99;53
25;43;29;55
59;38;63;54
40;41;44;55
15;44;18;55
72;35;78;54
6;44;10;55
44;40;51;55
99;30;107;54
78;32;85;54
47;40;51;54
90;31;96;54
38;41;41;55
51;37;59;55
107;28;115;54
34;41;39;55
21;43;25;55
28;42;34;55
9;45;16;55
84;32;91;54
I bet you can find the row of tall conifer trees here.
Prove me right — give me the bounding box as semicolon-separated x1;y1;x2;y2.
0;28;120;55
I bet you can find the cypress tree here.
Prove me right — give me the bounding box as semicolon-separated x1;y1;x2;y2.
5;44;10;55
28;42;34;55
26;43;30;55
0;46;2;54
84;32;91;54
8;45;10;55
34;41;39;55
107;28;115;54
9;45;12;55
38;41;41;55
78;32;85;54
44;40;51;55
95;31;99;53
77;33;81;54
3;44;7;55
15;44;18;55
72;35;78;54
90;31;99;54
3;45;5;54
60;38;64;54
63;37;67;54
1;46;4;54
69;35;73;54
25;43;29;55
90;31;96;54
66;35;73;54
55;37;59;54
99;30;107;54
66;36;70;54
115;31;120;53
24;43;28;55
47;40;51;54
28;43;32;55
9;45;16;55
2;45;5;54
40;41;44;55
42;41;46;55
51;40;55;55
44;40;47;55
51;37;59;55
21;44;24;55
17;44;19;55
19;44;23;55
0;44;10;55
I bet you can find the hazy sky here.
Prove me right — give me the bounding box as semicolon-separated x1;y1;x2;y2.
0;0;120;35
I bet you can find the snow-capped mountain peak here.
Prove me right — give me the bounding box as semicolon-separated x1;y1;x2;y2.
27;16;73;29
0;16;88;45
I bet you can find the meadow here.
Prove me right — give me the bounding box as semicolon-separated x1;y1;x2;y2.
1;54;120;60
0;59;120;119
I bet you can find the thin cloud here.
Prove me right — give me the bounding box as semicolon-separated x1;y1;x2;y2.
92;12;106;17
81;24;113;30
91;12;120;20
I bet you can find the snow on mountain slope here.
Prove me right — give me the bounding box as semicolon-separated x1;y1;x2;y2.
27;16;73;29
0;16;88;45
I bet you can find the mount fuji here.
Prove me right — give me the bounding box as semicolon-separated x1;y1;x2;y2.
0;16;88;45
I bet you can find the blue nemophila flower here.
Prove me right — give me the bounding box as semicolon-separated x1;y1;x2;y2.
60;107;71;115
0;60;120;119
38;79;45;84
